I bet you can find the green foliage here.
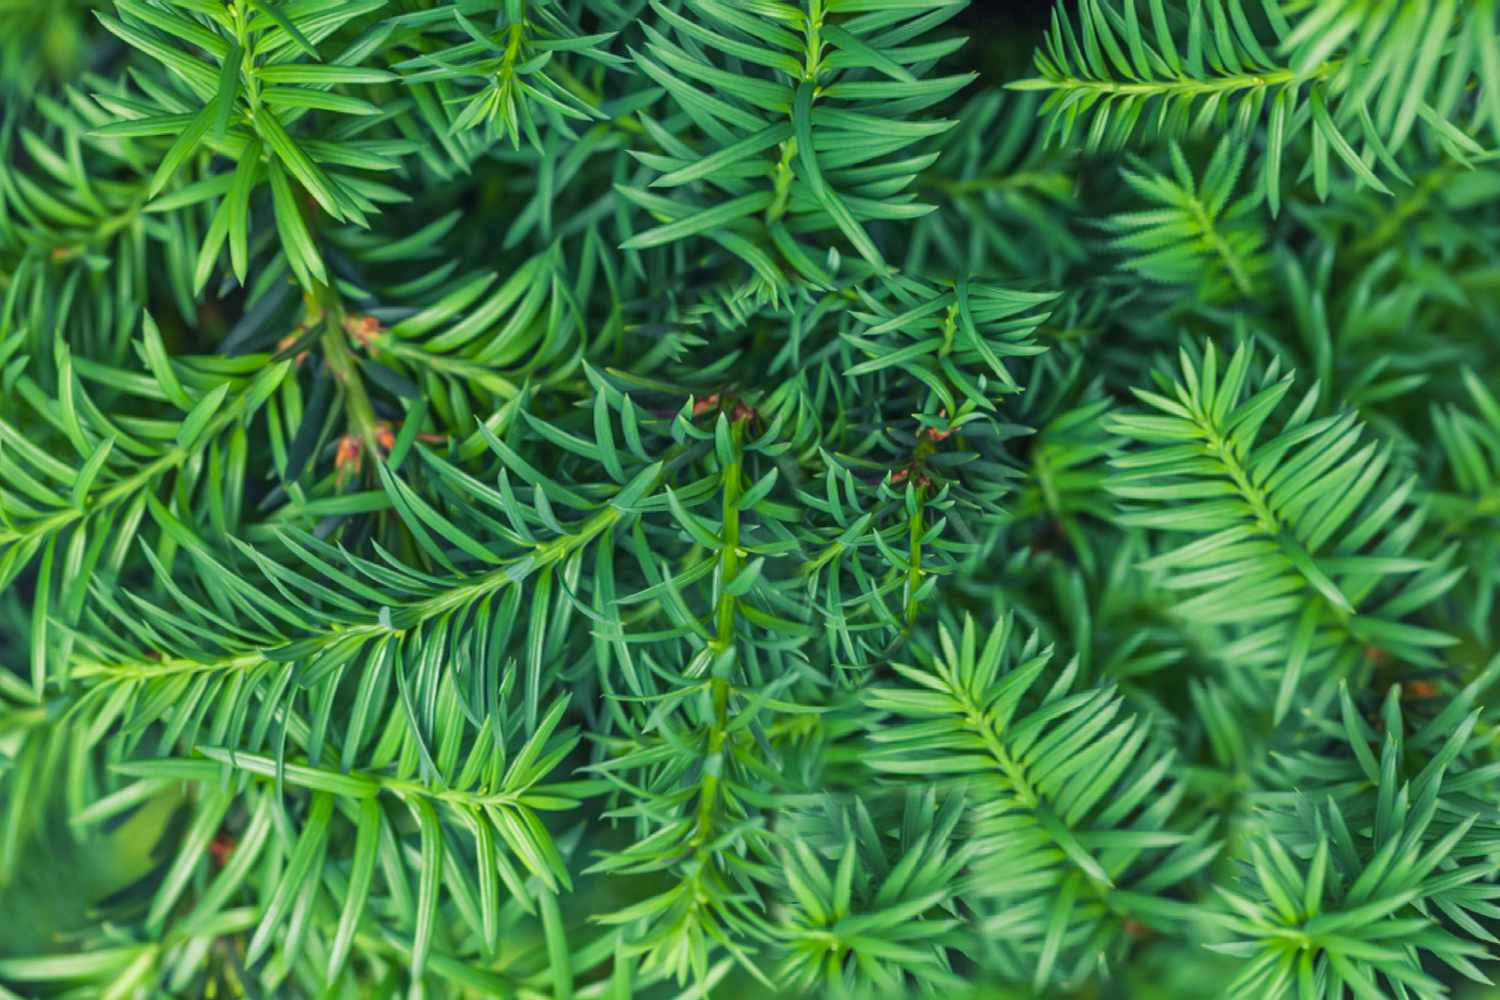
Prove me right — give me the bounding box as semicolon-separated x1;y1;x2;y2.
1015;0;1500;212
2;2;1500;999
1107;339;1459;721
1104;138;1268;300
865;612;1217;988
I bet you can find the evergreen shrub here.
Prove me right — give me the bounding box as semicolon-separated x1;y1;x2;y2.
2;1;1500;998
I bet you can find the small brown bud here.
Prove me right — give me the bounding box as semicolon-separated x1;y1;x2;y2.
342;314;382;349
1405;680;1439;700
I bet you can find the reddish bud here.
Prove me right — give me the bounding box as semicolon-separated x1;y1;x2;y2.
334;435;363;477
209;833;237;867
342;314;382;349
1405;680;1439;700
275;333;309;367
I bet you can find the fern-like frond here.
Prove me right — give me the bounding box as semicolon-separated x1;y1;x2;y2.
1215;682;1500;999
863;611;1215;990
620;0;974;280
772;791;971;995
95;0;406;289
388;0;622;156
1016;0;1500;212
1106;339;1459;721
1103;138;1268;301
